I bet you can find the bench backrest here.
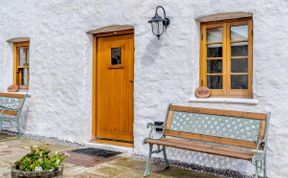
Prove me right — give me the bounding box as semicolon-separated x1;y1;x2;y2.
0;93;27;116
164;105;270;149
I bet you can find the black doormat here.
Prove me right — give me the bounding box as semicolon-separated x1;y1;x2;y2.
72;147;122;158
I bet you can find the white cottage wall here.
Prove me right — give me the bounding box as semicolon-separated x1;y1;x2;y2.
0;0;287;177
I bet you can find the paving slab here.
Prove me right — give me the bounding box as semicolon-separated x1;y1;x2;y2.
0;133;221;178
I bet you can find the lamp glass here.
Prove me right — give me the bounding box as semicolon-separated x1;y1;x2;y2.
152;21;164;38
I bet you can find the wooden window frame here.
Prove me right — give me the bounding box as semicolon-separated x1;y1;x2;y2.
13;41;30;90
108;44;124;69
200;17;253;98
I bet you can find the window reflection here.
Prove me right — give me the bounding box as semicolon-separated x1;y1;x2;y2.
111;48;121;65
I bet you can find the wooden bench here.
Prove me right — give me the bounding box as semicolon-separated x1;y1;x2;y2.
144;104;270;178
0;93;28;135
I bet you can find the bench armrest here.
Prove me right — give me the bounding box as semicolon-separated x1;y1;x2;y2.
255;138;266;150
146;122;165;139
255;113;271;151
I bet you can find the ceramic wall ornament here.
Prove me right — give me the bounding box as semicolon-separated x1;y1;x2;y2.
195;86;211;98
7;85;19;92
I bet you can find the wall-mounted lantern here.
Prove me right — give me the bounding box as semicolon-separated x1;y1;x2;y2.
148;6;170;39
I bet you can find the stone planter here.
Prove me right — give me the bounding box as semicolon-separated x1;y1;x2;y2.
11;165;63;178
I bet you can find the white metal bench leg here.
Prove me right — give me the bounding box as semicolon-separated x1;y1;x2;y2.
254;160;260;178
264;162;267;178
162;146;169;167
144;144;153;177
0;121;2;132
263;152;267;178
17;118;22;136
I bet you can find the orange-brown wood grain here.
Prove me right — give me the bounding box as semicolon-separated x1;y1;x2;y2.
93;34;134;144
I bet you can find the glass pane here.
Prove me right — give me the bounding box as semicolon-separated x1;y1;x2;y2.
23;68;29;86
231;25;248;41
152;22;164;36
231;75;248;89
111;48;121;65
207;60;222;73
18;48;26;66
207;75;222;89
231;42;248;56
207;44;222;58
207;28;223;42
231;58;248;73
26;49;29;65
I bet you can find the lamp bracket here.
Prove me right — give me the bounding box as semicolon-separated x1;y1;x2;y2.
155;6;170;28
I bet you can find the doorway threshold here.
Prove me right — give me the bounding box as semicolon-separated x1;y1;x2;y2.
94;139;133;148
86;139;134;155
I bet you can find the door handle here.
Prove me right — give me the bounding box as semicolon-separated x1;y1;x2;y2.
129;80;134;83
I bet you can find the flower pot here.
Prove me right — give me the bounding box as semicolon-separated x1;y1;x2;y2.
11;165;63;178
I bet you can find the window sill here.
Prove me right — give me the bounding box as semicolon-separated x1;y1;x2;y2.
7;91;31;97
189;97;258;105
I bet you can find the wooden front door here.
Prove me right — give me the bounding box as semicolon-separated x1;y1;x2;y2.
94;33;134;144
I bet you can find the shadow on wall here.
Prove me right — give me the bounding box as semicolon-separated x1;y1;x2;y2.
141;38;163;67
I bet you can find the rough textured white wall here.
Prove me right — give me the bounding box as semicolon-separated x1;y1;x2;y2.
0;0;287;177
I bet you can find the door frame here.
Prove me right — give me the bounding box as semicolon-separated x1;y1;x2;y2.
92;28;134;147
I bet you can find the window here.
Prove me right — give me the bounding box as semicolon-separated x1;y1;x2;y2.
13;42;29;90
108;45;124;69
200;18;253;98
111;47;122;65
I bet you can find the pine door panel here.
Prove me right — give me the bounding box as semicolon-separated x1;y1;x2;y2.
95;34;134;143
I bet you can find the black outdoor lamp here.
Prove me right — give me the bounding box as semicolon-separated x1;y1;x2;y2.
148;6;170;39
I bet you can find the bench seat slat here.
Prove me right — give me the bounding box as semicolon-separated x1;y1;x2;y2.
0;110;17;116
145;138;255;161
164;129;257;149
159;138;256;155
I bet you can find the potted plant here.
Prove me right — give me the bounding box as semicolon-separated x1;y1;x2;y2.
11;145;69;178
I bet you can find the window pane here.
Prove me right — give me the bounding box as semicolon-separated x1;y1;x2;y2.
111;48;121;65
231;25;248;41
231;58;248;73
207;75;222;89
207;44;222;58
231;42;248;56
26;49;29;65
18;48;26;66
207;28;223;42
207;60;222;73
23;68;29;86
18;68;29;86
231;75;248;89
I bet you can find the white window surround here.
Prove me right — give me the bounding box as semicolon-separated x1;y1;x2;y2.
195;12;252;22
87;25;134;34
6;37;30;43
189;97;258;105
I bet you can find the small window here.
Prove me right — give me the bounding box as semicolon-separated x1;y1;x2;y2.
13;42;29;90
111;47;122;65
200;18;253;98
109;46;124;69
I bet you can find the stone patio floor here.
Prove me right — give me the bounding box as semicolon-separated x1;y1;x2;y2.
0;133;221;178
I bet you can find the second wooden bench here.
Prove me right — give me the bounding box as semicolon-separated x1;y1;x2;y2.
144;104;270;178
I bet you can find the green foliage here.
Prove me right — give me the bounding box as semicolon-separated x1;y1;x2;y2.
15;145;69;171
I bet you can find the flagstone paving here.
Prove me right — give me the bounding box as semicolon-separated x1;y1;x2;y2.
0;133;221;178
